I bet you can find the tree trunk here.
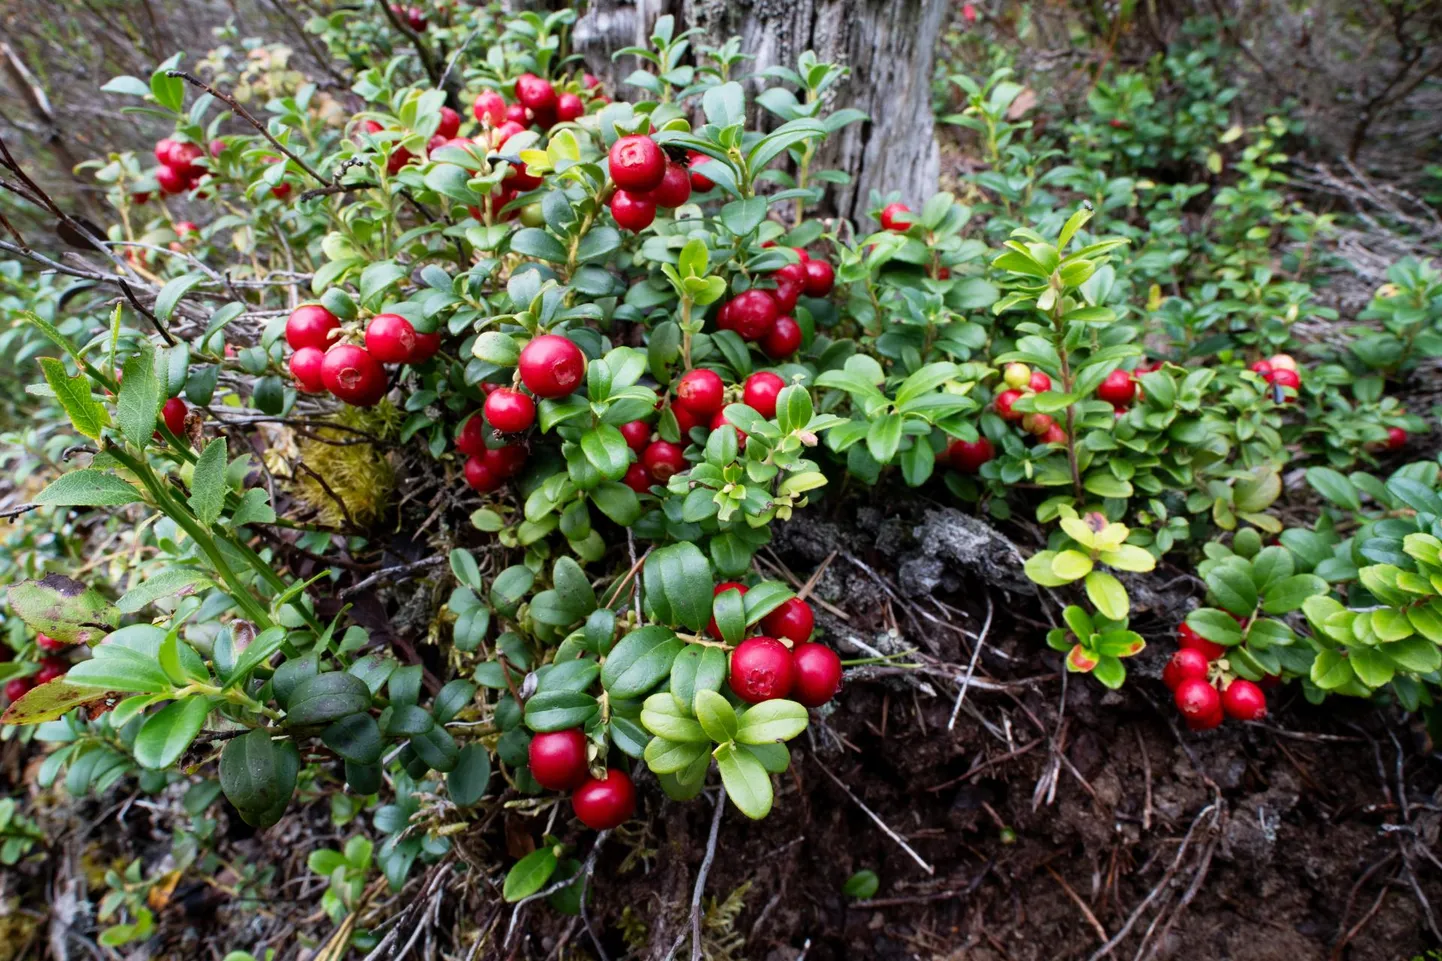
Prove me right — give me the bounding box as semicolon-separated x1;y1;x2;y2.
572;0;945;227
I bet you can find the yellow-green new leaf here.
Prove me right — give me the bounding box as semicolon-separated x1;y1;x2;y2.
1084;571;1129;620
1099;544;1156;573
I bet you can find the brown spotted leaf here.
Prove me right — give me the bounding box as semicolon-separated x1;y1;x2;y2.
7;574;120;646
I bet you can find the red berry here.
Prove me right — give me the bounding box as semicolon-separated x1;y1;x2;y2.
1250;360;1273;378
687;151;715;192
473;90;507;125
608;135;665;192
1040;423;1068;445
642;441;686;482
556;92;585;122
672;402;702;437
464;455;501;492
1162;647;1211;691
707;582;749;638
1178;621;1227;661
1387;426;1408;450
161;397;188;436
610;189;656;232
271;182;292;201
762;316;803;359
728;637;795;704
285;347;322;394
156;165;188;194
676;369;726;416
436;106;461;139
583;73;601;89
742;372;786;419
1174;677;1221;724
791;643;842;707
1022;412;1054;436
515;73;557;113
155;138;179;166
802;259;835;297
775;260;807;287
456;414;488;456
175;221;198;237
728;290;779;342
365;314;418;364
1221;679;1267;721
1270;367;1301;393
880;202;913;231
948;437;995;474
322;345;388;407
410;331;441;364
1097;369;1136;405
35;657;67;685
167;141;203;176
962;2;978;22
623;462;653;493
483;445;527;479
762;597;815;644
386;144;417;175
619;420;652;453
504;159;543;192
994;389;1024;421
484;388;537;433
35;634;67;653
518;334;586;398
1029;371;1052;392
528;728;590;790
286;304;343;350
647;162;692;208
4;678;32;701
571;768;636;829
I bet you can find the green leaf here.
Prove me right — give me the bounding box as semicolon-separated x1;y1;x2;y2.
865;414;903;464
1309;649;1354;690
133;697;212;768
524;690;600;731
1260;574;1326;615
117;341;161;448
34;470;144;508
669;645;727;712
1084;571;1128;620
694;689;738;743
510;228;568;263
117;568;213;613
602;626;684;699
741;582;794;626
843;870;880;899
219;730;299;826
7;575;120;647
1384;635;1442;674
188;438;229;526
716;742;773;820
581;425;630;480
1305;468;1360;511
1051;550;1094;581
226;627;287;689
449;744;492;806
38;357;109;441
735;699;808;744
154;273;206;323
1205;564;1258;617
1348;648;1394;688
285;672;372;728
359;262;408;305
504;848;558;902
640;693;707;742
644;736;707;775
322;713;383;764
1186;608;1243;645
642;543;713;632
719;197;767;237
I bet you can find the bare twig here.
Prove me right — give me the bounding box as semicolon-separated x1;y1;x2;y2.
690;788;726;961
340;556;447;598
947;592;993;731
816;762;934;875
166;70;329;185
1046;865;1109;943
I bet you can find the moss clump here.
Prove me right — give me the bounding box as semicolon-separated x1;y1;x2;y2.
288;405;398;529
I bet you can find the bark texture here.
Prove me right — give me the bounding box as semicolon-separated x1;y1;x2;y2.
571;0;946;226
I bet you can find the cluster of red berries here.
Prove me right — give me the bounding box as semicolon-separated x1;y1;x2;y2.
1248;353;1301;402
1163;621;1268;730
153;137;206;195
527;731;637;830
605;134;693;232
714;593;842;707
625;369;791;493
3;634;71;702
712;250;833;358
285;304;439;407
455;334;587;492
389;4;427;30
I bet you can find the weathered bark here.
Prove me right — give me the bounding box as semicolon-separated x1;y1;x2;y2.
572;0;945;227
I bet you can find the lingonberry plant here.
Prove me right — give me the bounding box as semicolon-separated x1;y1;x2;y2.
2;2;1441;947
